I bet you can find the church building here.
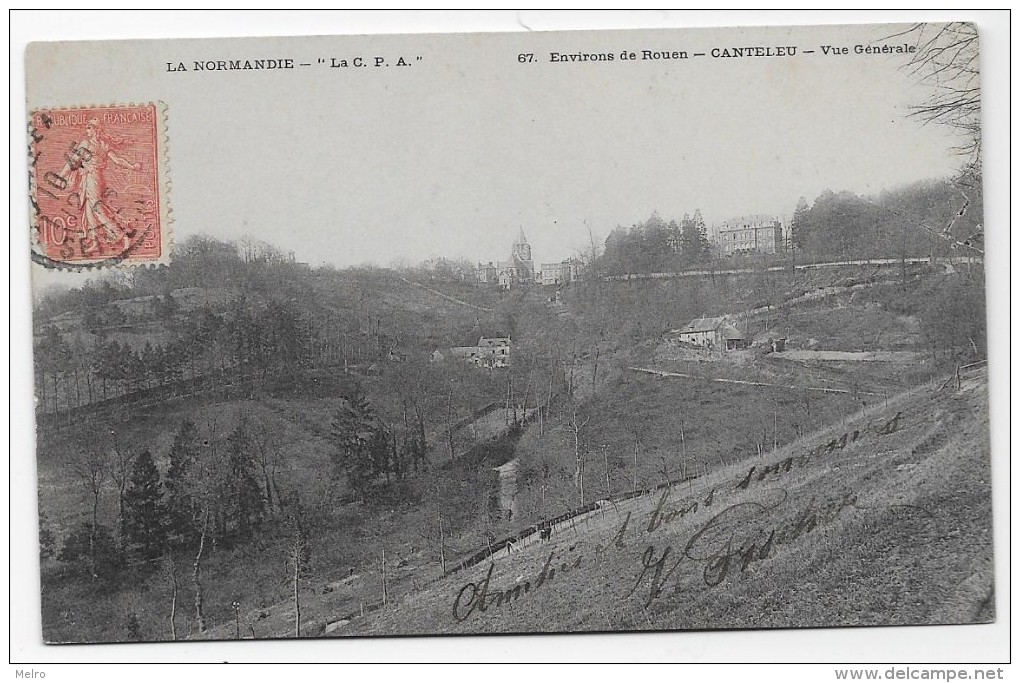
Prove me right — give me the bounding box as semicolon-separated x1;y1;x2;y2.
477;228;536;287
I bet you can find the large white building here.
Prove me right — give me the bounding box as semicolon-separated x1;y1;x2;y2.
540;258;584;286
716;215;783;256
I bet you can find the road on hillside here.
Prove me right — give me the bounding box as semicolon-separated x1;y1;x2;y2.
629;366;887;397
399;277;493;312
772;350;922;363
603;255;978;282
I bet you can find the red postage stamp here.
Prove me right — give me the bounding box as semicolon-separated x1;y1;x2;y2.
29;103;169;268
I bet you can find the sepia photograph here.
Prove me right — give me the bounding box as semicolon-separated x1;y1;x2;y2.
13;11;1007;665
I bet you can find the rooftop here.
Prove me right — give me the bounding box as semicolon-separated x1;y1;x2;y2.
678;316;728;333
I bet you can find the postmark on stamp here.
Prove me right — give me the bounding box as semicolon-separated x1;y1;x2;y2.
29;103;170;269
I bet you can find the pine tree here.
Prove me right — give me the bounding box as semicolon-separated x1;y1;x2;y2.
680;212;701;258
790;197;812;250
226;418;264;539
330;391;377;500
694;209;710;256
165;419;198;544
666;219;682;254
123;450;168;562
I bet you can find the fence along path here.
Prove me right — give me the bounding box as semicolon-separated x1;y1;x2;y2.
628;366;887;397
318;363;982;634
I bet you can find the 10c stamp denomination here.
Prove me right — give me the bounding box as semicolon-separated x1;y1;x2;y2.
29;103;170;268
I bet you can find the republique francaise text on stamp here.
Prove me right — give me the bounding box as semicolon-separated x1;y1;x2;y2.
29;103;170;269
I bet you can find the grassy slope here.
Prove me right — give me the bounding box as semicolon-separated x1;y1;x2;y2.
309;270;509;352
36;271;510;644
37;265;987;641
344;369;993;635
193;270;982;639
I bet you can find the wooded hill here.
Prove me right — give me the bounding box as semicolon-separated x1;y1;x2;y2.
33;172;988;642
597;176;983;276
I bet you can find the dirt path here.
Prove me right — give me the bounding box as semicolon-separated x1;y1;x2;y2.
628;365;887;396
399;277;493;312
603;256;975;282
773;350;922;362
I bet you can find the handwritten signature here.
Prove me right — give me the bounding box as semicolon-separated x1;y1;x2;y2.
627;488;864;607
450;408;914;621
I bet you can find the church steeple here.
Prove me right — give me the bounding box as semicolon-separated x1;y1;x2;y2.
512;226;532;263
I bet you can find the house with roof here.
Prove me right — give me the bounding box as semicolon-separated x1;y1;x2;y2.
672;316;749;350
431;336;511;369
476;336;511;368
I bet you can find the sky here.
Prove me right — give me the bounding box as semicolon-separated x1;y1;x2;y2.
23;15;968;290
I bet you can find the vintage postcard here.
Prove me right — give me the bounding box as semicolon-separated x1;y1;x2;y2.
25;21;994;646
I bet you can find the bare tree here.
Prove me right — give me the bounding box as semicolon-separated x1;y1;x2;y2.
566;410;591;506
446;381;456;462
657;456;672;487
436;506;447;575
601;445;612;500
388;359;436;474
70;426;109;580
288;517;310;637
164;554;179;641
878;22;984;255
416;475;450;575
251;419;279;514
899;22;981;170
193;511;209;633
188;416;229;633
107;428;135;543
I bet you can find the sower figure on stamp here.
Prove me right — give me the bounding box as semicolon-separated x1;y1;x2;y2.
60;117;142;254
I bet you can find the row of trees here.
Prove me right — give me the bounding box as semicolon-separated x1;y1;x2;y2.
35;331;194;411
788;179;983;261
597;178;981;279
56;448;168;582
47;412;326;639
601;210;710;275
330;389;426;501
405;256;477;283
54;416;281;581
48;361;490;636
33;293;399;414
34;236;307;326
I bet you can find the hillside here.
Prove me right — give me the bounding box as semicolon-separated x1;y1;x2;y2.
35;247;523;644
33;244;990;643
326;366;992;635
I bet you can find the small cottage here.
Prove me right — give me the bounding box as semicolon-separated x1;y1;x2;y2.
673;316;748;350
434;336;511;369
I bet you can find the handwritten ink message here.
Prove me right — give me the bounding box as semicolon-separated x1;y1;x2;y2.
450;409;912;622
